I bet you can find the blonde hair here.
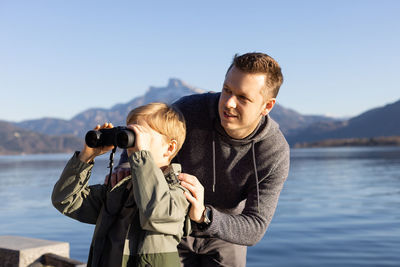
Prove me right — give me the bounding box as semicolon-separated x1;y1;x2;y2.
126;102;186;161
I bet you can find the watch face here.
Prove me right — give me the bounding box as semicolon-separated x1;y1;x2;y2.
203;207;211;224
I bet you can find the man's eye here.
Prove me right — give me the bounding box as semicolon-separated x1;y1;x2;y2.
223;88;231;94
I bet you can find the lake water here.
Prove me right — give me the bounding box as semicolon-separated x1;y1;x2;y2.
1;147;399;266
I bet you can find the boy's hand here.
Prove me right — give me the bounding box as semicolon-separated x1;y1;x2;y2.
126;120;152;156
79;122;115;163
178;173;206;223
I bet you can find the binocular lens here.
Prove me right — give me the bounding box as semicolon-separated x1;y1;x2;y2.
116;130;135;148
85;130;102;148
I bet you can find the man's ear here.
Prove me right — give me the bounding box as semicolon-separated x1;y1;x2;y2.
165;139;178;158
261;98;276;116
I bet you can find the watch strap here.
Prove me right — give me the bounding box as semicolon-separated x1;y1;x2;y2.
197;206;212;230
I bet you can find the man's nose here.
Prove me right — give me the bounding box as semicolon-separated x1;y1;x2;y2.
225;95;237;109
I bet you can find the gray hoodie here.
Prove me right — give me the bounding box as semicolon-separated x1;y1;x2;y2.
173;92;290;246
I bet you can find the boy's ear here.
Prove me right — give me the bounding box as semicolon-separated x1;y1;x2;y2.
165;139;178;158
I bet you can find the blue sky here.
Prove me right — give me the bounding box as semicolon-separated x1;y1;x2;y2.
1;0;399;122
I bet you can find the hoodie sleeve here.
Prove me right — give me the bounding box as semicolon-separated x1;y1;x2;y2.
197;140;290;246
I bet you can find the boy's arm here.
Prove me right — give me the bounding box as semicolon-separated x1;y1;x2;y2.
129;151;189;236
52;152;107;224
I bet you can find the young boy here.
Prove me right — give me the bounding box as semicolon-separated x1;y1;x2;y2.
52;103;190;267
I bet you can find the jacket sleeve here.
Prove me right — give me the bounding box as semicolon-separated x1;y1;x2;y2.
51;152;107;224
129;151;189;236
198;143;290;246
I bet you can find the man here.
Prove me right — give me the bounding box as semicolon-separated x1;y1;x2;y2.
174;52;289;266
114;52;290;266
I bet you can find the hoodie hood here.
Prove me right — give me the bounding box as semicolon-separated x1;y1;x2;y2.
214;115;278;146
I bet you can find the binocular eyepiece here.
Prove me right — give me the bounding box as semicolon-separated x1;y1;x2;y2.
85;126;135;148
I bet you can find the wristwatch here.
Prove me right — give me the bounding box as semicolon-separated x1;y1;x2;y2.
197;206;212;230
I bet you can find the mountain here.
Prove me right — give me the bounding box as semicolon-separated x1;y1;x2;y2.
17;78;205;138
16;118;83;136
16;78;335;138
6;78;344;154
269;104;338;136
287;99;400;146
0;120;82;155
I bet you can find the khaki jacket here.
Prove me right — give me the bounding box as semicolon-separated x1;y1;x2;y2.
52;151;190;267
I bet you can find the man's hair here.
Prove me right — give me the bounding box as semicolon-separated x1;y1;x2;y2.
126;102;186;161
226;52;283;99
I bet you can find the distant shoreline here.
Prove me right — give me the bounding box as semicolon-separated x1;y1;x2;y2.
293;136;400;148
2;137;400;155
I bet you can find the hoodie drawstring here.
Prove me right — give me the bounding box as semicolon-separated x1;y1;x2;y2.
251;140;260;213
212;131;216;192
212;132;260;213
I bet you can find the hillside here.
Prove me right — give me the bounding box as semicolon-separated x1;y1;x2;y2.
294;136;400;148
270;104;338;136
0;121;83;155
287;99;400;146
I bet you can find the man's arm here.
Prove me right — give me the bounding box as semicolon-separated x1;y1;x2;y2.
179;148;290;246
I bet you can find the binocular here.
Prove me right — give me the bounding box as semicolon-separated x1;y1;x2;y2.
85;126;135;148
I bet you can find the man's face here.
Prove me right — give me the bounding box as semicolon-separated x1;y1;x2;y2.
218;66;275;139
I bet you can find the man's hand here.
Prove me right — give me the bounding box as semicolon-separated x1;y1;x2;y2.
179;173;205;223
104;168;131;187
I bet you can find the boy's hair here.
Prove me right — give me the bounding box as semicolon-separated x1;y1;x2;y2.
126;102;186;161
226;52;284;100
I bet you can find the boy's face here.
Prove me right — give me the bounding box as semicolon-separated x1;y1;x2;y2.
127;120;171;169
